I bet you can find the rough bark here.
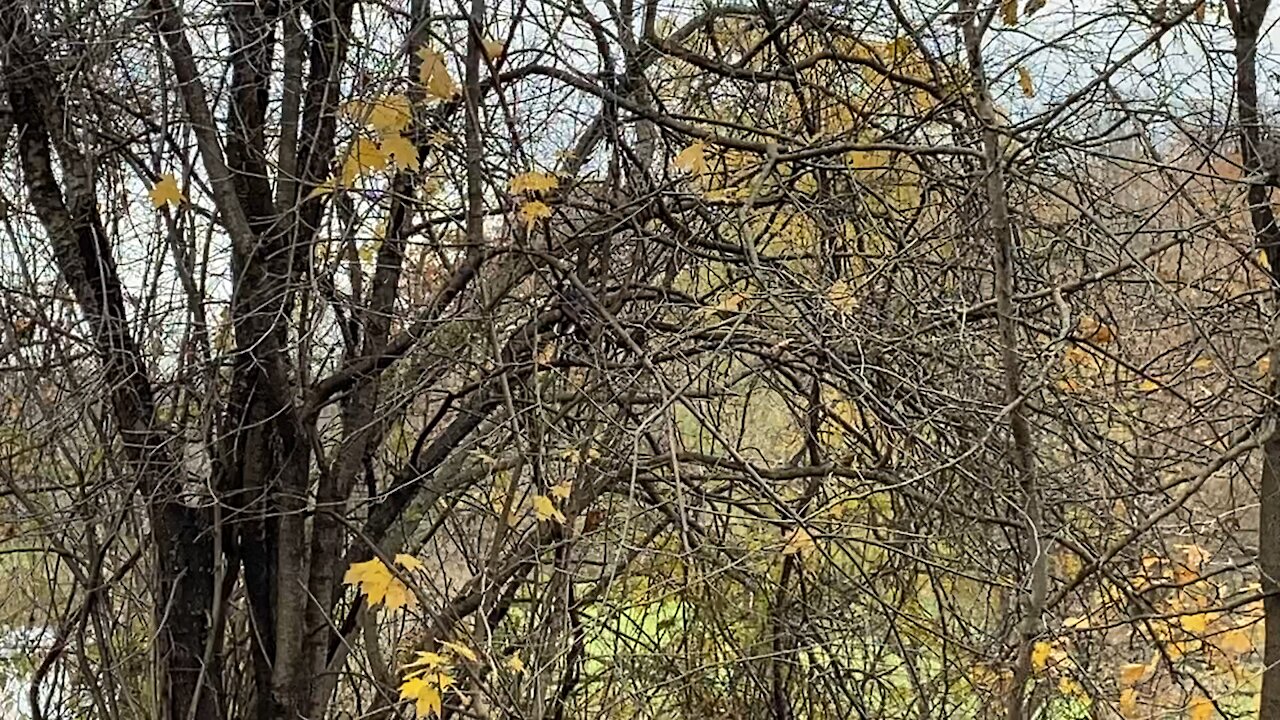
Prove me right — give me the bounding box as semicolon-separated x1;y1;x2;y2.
1230;0;1280;716
1;7;219;719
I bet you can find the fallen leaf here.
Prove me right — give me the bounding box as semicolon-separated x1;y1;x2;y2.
1078;315;1114;343
1119;688;1139;718
827;279;858;313
1218;627;1254;654
1119;663;1148;686
1189;695;1213;720
550;480;573;500
149;173;184;208
1030;641;1054;672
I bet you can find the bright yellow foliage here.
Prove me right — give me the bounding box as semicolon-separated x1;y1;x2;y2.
417;47;458;100
342;556;420;610
340;137;389;184
510;171;559;195
1189;695;1213;720
380;133;420;171
519;200;552;230
532;494;565;523
482;38;505;60
149;173;184;208
674;142;709;174
345;94;412;134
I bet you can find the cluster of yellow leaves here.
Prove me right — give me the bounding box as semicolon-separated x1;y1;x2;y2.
510;171;559;230
312;94;423;198
399;640;525;718
343;554;424;610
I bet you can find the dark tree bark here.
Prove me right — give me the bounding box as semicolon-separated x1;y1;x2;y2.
1;7;220;720
1230;0;1280;717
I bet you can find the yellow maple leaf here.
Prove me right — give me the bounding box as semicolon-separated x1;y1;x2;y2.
483;38;505;60
345;94;412;134
380;133;420;171
550;480;573;500
1119;663;1148;686
1030;641;1054;672
1017;66;1035;98
395;553;425;572
399;670;454;719
417;48;458;100
782;526;815;556
510;171;559;195
519;200;552;230
504;654;526;673
149;173;184;208
1259;355;1272;378
441;640;478;663
1189;695;1213;720
532;495;566;523
343;558;416;610
1179;611;1217;634
340;137;389;184
1218;627;1254;654
673;141;708;174
405;651;449;669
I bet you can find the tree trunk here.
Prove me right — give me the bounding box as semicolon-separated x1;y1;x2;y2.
1231;0;1280;716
